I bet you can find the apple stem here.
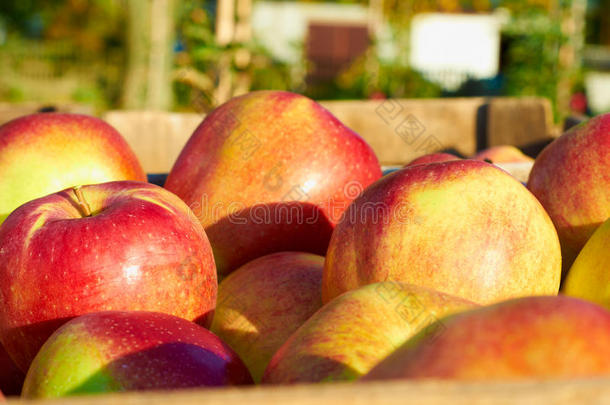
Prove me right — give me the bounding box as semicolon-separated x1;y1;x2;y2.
73;186;92;217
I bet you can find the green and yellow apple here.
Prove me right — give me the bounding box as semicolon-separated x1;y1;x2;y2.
527;113;610;273
22;311;252;398
211;252;324;383
165;91;381;276
0;181;217;372
323;160;561;305
363;296;610;380
0;113;146;224
563;217;610;307
262;282;476;384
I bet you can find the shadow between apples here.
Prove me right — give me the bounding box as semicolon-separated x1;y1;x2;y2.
205;202;334;274
262;354;361;385
5;316;76;373
0;342;25;396
67;342;253;395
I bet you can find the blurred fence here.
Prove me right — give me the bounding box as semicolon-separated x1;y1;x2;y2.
0;40;124;109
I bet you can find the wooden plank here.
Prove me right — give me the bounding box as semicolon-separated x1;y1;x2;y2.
103;110;203;173
0;103;94;127
7;378;610;405
102;98;555;173
487;97;557;148
321;98;484;165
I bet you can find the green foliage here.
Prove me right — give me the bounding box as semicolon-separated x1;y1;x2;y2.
501;8;566;119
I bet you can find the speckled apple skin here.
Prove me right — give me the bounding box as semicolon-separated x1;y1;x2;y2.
165;91;382;276
0;113;146;225
0;181;217;372
363;296;610;381
404;153;460;167
211;252;323;383
262;282;476;384
473;145;533;163
22;311;252;398
0;343;24;396
563;218;610;307
322;160;561;305
527;113;610;273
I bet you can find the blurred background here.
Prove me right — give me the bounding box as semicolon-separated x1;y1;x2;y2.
0;0;608;122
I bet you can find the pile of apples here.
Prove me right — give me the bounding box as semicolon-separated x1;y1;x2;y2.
1;90;610;400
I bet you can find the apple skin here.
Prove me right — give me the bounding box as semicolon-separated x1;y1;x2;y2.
262;282;476;384
563;217;610;307
0;113;146;225
0;181;217;373
211;252;323;383
165;91;382;276
527;113;610;273
473;145;533;163
0;343;24;396
362;296;610;381
22;311;252;398
404;153;460;167
322;160;561;305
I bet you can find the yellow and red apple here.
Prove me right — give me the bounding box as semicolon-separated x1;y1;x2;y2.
0;181;217;372
165;91;381;276
363;296;610;380
404;153;460;167
528;113;610;272
0;113;146;225
323;160;561;305
22;311;252;398
262;282;476;384
473;145;533;163
211;252;324;382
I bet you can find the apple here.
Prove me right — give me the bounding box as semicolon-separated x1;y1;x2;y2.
262;282;476;384
473;145;534;163
22;311;252;398
563;217;610;307
362;295;610;381
322;160;561;305
527;113;610;273
0;343;24;396
165;91;382;276
211;252;323;383
0;181;217;372
0;113;146;225
404;153;460;167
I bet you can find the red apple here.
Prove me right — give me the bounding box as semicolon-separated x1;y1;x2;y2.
22;311;252;398
262;282;476;384
0;343;24;396
0;181;217;372
473;145;534;163
211;252;323;382
0;113;146;225
527;113;610;273
165;91;381;276
322;160;561;305
404;153;460;167
363;296;610;381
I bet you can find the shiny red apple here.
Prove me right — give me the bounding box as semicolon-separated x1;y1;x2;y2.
22;311;252;398
165;91;382;276
0;181;217;372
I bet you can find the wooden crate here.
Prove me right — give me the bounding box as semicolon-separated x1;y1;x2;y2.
102;97;557;173
6;377;610;404
2;97;566;404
